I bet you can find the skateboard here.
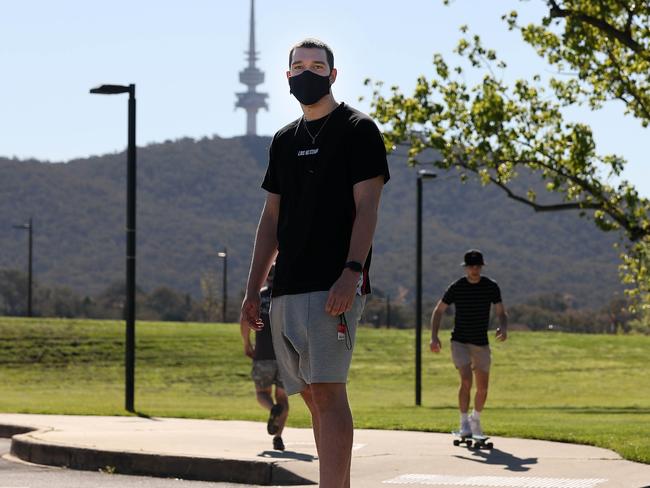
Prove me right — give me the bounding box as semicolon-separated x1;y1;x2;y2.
452;431;494;449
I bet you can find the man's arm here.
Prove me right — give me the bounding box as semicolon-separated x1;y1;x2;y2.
240;193;280;331
494;302;508;341
430;300;448;352
325;175;384;316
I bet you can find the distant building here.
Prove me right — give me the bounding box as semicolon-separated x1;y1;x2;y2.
235;0;268;136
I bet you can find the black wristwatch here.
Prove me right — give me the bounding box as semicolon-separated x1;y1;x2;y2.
344;261;363;273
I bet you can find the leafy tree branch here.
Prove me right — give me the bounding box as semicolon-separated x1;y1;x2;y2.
368;0;650;325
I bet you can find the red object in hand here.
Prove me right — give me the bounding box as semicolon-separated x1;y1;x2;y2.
337;321;346;341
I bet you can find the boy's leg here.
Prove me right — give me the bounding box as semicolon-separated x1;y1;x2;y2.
469;346;491;436
473;369;489;412
469;370;488;436
457;365;473;414
470;345;491;413
451;342;473;416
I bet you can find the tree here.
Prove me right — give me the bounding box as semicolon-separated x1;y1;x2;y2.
0;269;27;316
199;274;221;323
146;286;192;322
37;286;83;318
367;0;649;329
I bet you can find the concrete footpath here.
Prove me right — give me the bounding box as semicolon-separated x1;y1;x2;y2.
0;414;648;488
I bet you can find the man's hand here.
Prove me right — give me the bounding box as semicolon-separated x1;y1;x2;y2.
240;292;264;331
325;270;359;316
430;336;442;353
496;327;508;342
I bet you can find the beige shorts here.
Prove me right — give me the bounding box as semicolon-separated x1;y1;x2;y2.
450;340;491;372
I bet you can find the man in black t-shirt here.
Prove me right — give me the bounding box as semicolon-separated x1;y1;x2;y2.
240;266;288;451
240;38;389;488
429;250;508;437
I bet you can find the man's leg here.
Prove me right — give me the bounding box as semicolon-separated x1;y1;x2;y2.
343;446;353;488
300;386;321;457
309;383;352;488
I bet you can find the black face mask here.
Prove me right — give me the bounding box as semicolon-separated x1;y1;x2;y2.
288;70;331;105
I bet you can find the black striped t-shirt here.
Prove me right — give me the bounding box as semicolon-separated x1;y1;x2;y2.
442;276;502;346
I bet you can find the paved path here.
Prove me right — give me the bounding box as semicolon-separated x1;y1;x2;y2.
0;438;246;488
1;414;649;487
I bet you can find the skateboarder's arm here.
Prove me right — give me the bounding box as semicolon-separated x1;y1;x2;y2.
430;300;448;352
494;302;508;341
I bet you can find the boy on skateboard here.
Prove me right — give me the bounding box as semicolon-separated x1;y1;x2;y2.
429;250;508;437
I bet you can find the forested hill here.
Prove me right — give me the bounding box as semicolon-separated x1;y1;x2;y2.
0;135;623;308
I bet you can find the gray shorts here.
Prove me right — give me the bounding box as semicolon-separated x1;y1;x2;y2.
270;291;366;395
251;360;284;390
450;340;491;373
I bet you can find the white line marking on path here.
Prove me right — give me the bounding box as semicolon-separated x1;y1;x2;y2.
382;474;607;488
285;441;366;451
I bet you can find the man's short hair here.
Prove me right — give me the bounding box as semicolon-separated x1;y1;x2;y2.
289;38;334;71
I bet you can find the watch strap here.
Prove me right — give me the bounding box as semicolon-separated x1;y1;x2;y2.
344;261;363;273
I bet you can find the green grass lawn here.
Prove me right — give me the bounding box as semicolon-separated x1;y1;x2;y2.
1;317;648;463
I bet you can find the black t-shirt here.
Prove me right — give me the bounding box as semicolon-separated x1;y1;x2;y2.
442;276;502;346
254;285;275;361
262;103;390;297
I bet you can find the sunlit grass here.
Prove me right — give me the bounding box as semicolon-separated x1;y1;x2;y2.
1;317;648;463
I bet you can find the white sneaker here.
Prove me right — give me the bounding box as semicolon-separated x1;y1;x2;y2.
459;421;471;437
469;414;483;436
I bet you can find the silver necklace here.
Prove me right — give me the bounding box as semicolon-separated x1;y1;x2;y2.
302;110;334;144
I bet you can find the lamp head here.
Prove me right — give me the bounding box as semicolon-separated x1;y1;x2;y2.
418;169;437;179
90;84;132;95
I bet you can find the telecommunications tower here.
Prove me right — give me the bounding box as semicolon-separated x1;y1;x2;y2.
235;0;268;136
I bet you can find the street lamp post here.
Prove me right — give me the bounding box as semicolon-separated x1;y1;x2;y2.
415;169;436;406
90;83;137;412
386;294;391;329
13;217;33;317
218;248;228;323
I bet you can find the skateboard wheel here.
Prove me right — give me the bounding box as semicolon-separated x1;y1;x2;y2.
466;440;472;448
453;440;460;446
486;442;493;449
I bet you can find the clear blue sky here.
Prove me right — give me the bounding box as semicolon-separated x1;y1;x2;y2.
2;0;648;196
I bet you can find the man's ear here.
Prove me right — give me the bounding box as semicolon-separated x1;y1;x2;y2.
286;70;291;80
329;68;337;85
